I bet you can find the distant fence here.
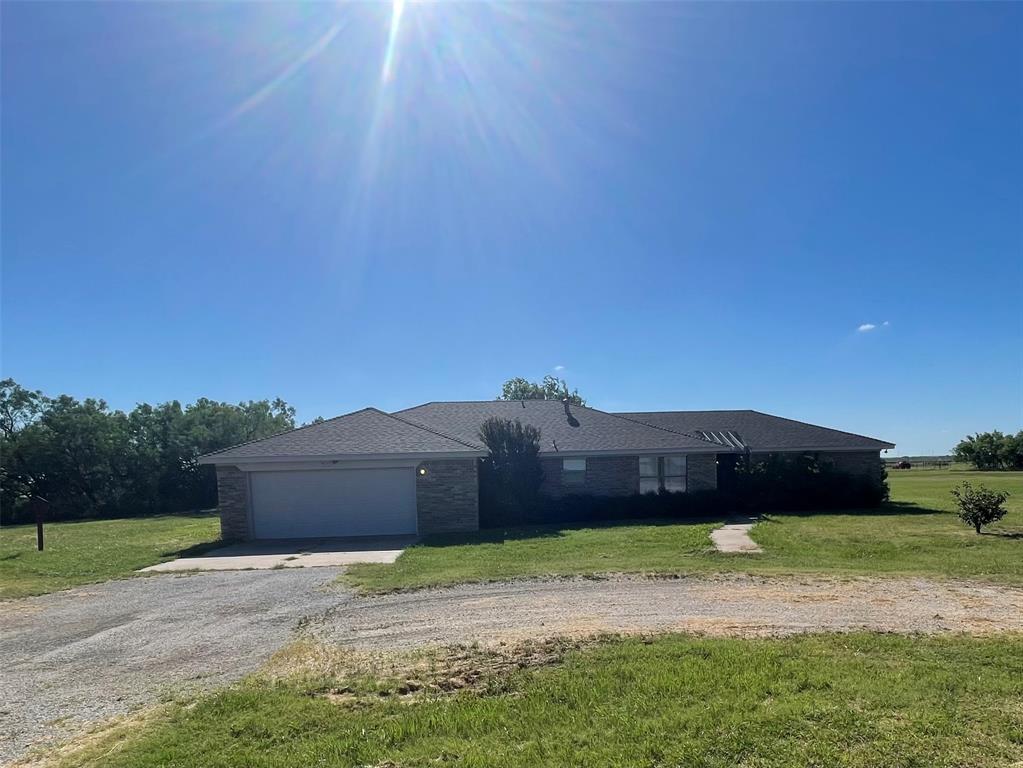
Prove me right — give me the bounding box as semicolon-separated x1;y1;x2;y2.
885;459;957;471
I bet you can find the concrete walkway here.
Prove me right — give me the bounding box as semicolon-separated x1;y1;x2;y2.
141;536;415;572
710;517;762;553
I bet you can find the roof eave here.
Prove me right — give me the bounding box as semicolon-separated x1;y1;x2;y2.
198;449;487;465
538;446;735;457
747;443;896;452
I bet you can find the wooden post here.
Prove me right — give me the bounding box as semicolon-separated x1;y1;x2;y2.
31;496;49;552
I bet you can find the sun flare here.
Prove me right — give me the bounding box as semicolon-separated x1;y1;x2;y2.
381;0;406;82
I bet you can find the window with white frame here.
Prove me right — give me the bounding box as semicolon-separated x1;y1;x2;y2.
639;455;687;493
562;457;586;486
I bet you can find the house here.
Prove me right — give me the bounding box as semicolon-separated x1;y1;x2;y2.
198;400;895;541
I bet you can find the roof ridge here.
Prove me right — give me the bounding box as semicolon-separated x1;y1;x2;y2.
197;407;376;460
747;410;894;446
609;411;730;449
397;400;730;450
382;409;486;450
617;409;757;416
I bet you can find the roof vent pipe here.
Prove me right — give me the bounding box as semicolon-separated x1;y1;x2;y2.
562;397;571;416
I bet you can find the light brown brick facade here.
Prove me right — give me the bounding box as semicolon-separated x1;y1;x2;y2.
215;465;250;541
416;459;480;534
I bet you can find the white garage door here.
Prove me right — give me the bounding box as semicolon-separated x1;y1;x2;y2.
249;467;417;539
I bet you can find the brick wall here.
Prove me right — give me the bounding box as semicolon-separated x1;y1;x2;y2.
216;465;250;541
540;455;639;498
748;450;885;486
686;454;718;491
416;459;479;534
819;450;885;485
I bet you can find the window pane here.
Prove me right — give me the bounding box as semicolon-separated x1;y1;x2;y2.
563;470;586;486
665;456;686;476
663;476;686;493
639;477;660;494
638;457;658;477
563;458;586;472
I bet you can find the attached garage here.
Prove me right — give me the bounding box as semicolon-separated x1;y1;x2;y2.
200;407;485;541
249;467;417;539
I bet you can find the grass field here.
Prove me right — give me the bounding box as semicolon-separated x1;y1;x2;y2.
47;633;1023;768
2;470;1018;600
0;514;220;599
347;469;1023;592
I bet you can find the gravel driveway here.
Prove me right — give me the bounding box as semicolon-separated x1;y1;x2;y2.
3;570;1022;764
0;569;347;763
308;574;1023;650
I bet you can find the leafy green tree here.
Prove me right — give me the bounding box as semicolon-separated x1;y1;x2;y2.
478;416;544;526
954;431;1023;470
499;376;585;406
0;379;48;510
0;379;298;523
950;481;1010;533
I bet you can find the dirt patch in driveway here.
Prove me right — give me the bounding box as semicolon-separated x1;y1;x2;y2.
307;573;1023;650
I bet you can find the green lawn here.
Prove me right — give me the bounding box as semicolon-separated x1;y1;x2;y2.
347;518;720;593
49;633;1023;768
0;514;220;599
347;469;1023;592
745;470;1022;584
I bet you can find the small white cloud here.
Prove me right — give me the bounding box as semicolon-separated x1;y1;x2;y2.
553;365;565;372
882;320;890;327
857;323;876;332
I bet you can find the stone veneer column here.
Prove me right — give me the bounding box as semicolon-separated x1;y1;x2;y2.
215;465;250;541
416;459;479;534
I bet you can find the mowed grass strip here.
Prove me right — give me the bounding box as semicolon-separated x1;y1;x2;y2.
50;633;1023;768
347;519;720;593
348;470;1023;592
747;469;1023;585
0;514;220;599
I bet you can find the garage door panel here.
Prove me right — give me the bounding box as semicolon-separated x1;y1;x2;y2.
250;468;416;539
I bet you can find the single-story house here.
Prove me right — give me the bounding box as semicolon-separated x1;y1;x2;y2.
198;400;895;541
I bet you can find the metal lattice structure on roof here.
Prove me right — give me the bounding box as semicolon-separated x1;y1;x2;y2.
693;430;748;450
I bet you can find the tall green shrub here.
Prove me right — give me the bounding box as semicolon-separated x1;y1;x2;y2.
478;417;544;526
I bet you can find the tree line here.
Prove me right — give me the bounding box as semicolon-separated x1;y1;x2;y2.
0;374;585;525
0;379;299;524
953;431;1023;471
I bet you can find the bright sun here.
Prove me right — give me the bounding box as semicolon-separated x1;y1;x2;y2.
381;0;406;82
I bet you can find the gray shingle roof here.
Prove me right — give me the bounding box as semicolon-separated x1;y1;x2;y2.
198;407;485;463
201;402;893;465
395;400;722;454
618;410;895;452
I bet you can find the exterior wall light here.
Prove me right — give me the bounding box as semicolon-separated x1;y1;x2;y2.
418;467;428;476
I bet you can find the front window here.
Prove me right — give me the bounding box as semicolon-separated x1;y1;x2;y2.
639;455;687;493
562;458;586;486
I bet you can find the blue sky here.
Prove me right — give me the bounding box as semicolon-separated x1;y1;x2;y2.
2;2;1020;456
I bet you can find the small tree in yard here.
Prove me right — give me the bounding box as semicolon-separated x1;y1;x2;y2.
478;417;543;526
950;481;1010;534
